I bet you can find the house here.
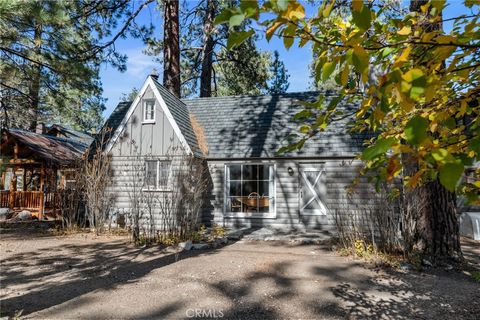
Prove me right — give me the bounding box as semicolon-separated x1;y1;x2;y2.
103;74;380;231
0;125;93;219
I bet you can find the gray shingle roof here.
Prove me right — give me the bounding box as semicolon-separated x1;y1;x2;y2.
152;79;201;155
103;101;132;137
184;91;368;159
99;101;132;152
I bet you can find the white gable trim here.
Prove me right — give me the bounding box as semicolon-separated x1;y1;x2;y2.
105;76;193;155
149;78;193;155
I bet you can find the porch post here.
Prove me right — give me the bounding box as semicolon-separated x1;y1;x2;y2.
22;168;27;191
39;163;45;220
8;172;16;209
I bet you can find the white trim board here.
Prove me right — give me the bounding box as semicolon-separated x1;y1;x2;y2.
105;76;193;155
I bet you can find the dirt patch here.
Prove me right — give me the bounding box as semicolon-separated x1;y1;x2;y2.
1;229;479;319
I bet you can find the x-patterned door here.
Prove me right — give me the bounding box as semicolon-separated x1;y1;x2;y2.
299;164;327;215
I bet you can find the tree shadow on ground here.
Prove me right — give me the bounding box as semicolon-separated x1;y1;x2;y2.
2;232;479;319
326;267;480;319
0;231;221;317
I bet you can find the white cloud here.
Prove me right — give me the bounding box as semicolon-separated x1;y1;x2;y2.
123;48;159;80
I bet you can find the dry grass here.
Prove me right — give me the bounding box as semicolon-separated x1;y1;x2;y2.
190;114;209;155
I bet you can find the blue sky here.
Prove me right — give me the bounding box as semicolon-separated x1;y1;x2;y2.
100;0;471;118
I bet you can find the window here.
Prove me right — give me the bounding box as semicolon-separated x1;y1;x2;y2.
143;99;155;122
225;164;275;216
145;160;171;190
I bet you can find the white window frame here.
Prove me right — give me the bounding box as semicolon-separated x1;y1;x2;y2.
223;162;276;219
142;99;156;124
143;159;171;191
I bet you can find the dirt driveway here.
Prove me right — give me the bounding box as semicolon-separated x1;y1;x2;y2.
1;230;479;320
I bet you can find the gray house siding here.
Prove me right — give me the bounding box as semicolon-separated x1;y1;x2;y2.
105;82;194;230
102;77;384;232
110;86;182;157
201;158;380;231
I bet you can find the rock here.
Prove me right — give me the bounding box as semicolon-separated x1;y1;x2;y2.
17;210;32;221
422;259;433;267
216;237;228;245
192;242;209;250
164;246;180;253
400;262;414;271
179;240;193;251
0;208;10;221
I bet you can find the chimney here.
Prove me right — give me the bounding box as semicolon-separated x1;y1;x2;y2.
35;123;45;134
150;68;159;81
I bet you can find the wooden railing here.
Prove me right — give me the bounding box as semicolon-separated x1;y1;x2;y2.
13;191;43;209
0;191;61;217
0;191;8;208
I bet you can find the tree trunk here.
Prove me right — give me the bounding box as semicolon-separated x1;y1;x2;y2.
402;0;462;263
163;0;181;97
402;159;461;262
27;23;42;131
199;0;216;97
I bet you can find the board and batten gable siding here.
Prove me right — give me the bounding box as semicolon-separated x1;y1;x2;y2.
110;85;182;157
202;158;381;230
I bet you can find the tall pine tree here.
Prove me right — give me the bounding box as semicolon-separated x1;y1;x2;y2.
0;0;153;131
267;50;290;94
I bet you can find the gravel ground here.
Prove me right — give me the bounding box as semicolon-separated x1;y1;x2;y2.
0;229;479;320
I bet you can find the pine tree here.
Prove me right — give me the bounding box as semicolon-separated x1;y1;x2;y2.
146;0;274;97
163;0;181;97
0;0;153;131
267;50;290;94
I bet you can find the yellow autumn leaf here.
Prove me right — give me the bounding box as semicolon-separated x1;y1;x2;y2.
436;35;456;44
425;85;436;102
402;68;424;82
394;47;411;67
397;26;411;36
435;46;455;61
352;0;363;12
266;21;283;41
340;64;350;86
457;100;468;118
285;2;305;20
374;107;385;121
401;98;414;112
406;170;423;188
386;157;402;181
456;68;469;79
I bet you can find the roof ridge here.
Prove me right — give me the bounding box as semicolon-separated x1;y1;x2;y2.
151;77;188;107
9;128;90;147
181;90;339;101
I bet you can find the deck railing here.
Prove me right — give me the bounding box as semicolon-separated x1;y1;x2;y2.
0;191;61;217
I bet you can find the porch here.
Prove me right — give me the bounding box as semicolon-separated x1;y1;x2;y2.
0;191;61;219
1;127;91;220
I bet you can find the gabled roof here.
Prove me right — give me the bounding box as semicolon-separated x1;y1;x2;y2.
1;128;91;165
46;124;94;147
184;91;368;159
103;101;132;144
151;78;201;155
103;76;368;159
104;77;200;155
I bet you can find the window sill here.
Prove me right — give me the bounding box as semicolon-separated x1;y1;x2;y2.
142;120;156;125
224;212;276;219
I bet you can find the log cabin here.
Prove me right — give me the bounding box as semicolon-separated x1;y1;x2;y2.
0;125;93;220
